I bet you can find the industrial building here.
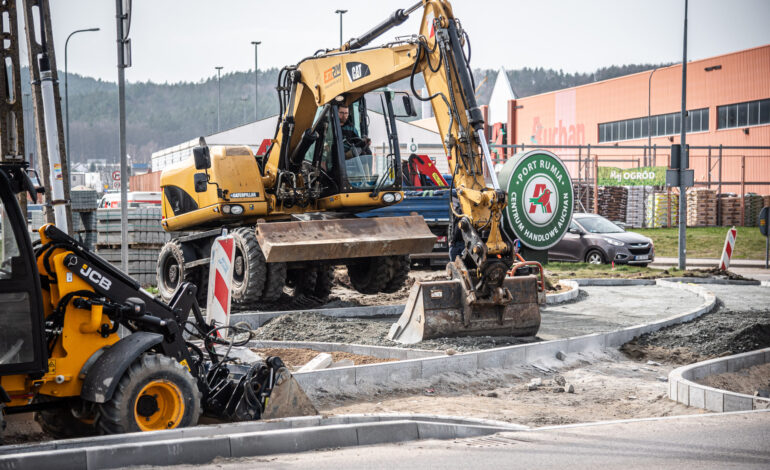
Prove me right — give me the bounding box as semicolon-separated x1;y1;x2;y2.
487;44;770;195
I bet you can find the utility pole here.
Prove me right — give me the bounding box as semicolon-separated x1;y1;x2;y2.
215;66;223;132
251;41;260;121
65;27;100;164
115;0;132;273
335;9;347;48
678;0;688;271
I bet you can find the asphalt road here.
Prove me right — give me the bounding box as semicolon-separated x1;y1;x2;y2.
176;412;769;470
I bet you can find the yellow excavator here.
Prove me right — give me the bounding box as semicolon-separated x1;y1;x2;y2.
158;0;542;340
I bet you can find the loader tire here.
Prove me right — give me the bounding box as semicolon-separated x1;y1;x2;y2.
231;227;267;305
34;397;96;439
157;239;199;303
96;354;201;435
261;262;287;302
346;257;391;294
382;255;410;293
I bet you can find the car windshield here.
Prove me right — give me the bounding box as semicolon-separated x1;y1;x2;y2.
576;216;624;234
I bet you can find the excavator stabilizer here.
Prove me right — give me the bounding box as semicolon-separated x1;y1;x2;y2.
387;275;542;344
256;215;436;263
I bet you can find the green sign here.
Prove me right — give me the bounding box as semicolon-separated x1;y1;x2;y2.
499;150;574;250
598;166;667;186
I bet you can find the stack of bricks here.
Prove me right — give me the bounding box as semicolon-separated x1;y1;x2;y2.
95;207;170;286
646;191;679;228
597;186;627;223
625;186;650;228
572;183;595;213
718;194;741;227
743;193;764;226
71;188;99;250
685;188;717;227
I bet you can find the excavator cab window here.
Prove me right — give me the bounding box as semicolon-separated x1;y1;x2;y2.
0;166;47;375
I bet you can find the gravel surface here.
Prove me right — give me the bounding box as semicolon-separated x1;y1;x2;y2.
622;285;770;364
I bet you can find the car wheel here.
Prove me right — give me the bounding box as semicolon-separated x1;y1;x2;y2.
585;249;605;264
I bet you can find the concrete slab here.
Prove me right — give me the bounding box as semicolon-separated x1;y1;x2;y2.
0;449;86;470
525;339;569;362
705;389;724;412
85;436;230;469
677;382;689;406
355;360;422;386
295;366;355;390
724;394;754;412
475;344;527;369
689;387;705;409
229;426;358;458
356;421;419;446
420;354;478;379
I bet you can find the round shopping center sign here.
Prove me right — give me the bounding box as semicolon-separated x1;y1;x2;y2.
498;150;573;250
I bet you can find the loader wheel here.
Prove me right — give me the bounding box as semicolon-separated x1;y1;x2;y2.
34;397;97;439
261;262;287;302
231;227;267;305
96;354;201;434
346;257;391;294
382;255;410;293
156;239;199;303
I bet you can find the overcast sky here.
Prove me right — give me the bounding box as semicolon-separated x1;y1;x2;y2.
34;0;770;84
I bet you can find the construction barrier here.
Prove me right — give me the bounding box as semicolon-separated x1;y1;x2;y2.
206;232;235;337
719;226;737;271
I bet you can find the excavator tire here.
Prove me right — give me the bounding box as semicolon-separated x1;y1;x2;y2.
382;255;410;293
261;261;287;302
96;354;201;435
34;397;96;439
156;239;200;304
346;257;392;294
231;227;267;305
312;265;334;299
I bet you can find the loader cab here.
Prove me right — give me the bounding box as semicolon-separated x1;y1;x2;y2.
303;91;406;199
0;165;47;377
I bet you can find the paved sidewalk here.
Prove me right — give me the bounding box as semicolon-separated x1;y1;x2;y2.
652;257;767;268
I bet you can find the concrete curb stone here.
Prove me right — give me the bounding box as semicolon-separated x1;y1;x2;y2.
546;280;580;304
668;347;770;412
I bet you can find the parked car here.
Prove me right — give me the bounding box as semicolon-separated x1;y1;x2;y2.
549;213;654;266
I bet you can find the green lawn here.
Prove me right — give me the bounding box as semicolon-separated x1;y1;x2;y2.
633;226;767;260
545;262;684;282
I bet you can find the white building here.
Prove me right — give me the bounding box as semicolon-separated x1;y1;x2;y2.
487;68;516;125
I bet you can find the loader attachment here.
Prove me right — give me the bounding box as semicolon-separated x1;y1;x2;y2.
256;214;436;263
261;366;318;419
387;262;542;344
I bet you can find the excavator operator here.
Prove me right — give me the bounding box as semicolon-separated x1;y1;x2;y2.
338;105;371;159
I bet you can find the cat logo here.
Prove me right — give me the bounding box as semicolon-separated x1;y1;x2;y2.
79;264;113;291
346;62;371;82
324;64;341;83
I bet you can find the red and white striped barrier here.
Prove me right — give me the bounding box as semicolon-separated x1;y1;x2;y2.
206;233;235;337
719;226;737;271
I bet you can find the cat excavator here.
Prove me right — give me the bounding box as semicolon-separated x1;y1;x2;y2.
159;0;542;342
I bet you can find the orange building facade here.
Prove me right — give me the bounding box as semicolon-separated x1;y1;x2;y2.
493;45;770;194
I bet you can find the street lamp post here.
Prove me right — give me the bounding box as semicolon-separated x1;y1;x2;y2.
647;67;658;166
65;27;100;162
335;9;347;48
215;66;223;132
251;41;261;121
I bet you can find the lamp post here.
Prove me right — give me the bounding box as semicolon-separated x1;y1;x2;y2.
251;41;261;121
215;66;223;132
335;9;347;48
65;27;100;162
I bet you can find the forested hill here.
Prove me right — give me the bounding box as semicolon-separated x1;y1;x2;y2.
26;63;667;165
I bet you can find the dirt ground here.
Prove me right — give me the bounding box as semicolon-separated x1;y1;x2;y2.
252;347;394;369
315;350;701;427
697;363;770;396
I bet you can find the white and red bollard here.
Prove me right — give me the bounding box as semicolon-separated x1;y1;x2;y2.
206;230;235;338
719;226;737;271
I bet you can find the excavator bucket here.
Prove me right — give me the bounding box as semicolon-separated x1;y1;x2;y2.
261;367;318;419
387;275;542;344
256;215;436;263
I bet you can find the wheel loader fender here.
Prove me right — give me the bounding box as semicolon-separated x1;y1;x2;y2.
80;332;164;403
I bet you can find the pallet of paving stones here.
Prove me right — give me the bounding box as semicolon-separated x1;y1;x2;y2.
572;183;594;213
71;187;99;212
686;188;717;227
743;193;764;226
718;195;741;226
624;186;651;228
94;247;160;287
95;207;170;247
597;186;627;222
646;191;679;228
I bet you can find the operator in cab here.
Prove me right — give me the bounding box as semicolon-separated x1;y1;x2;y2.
338;105;371;159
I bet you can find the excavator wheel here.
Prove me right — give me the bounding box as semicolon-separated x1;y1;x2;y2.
287;265;333;300
156;239;200;303
346;257;392;295
231;227;267;305
34;396;97;439
382;255;410;293
261;261;287;302
312;265;334;299
96;354;201;435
